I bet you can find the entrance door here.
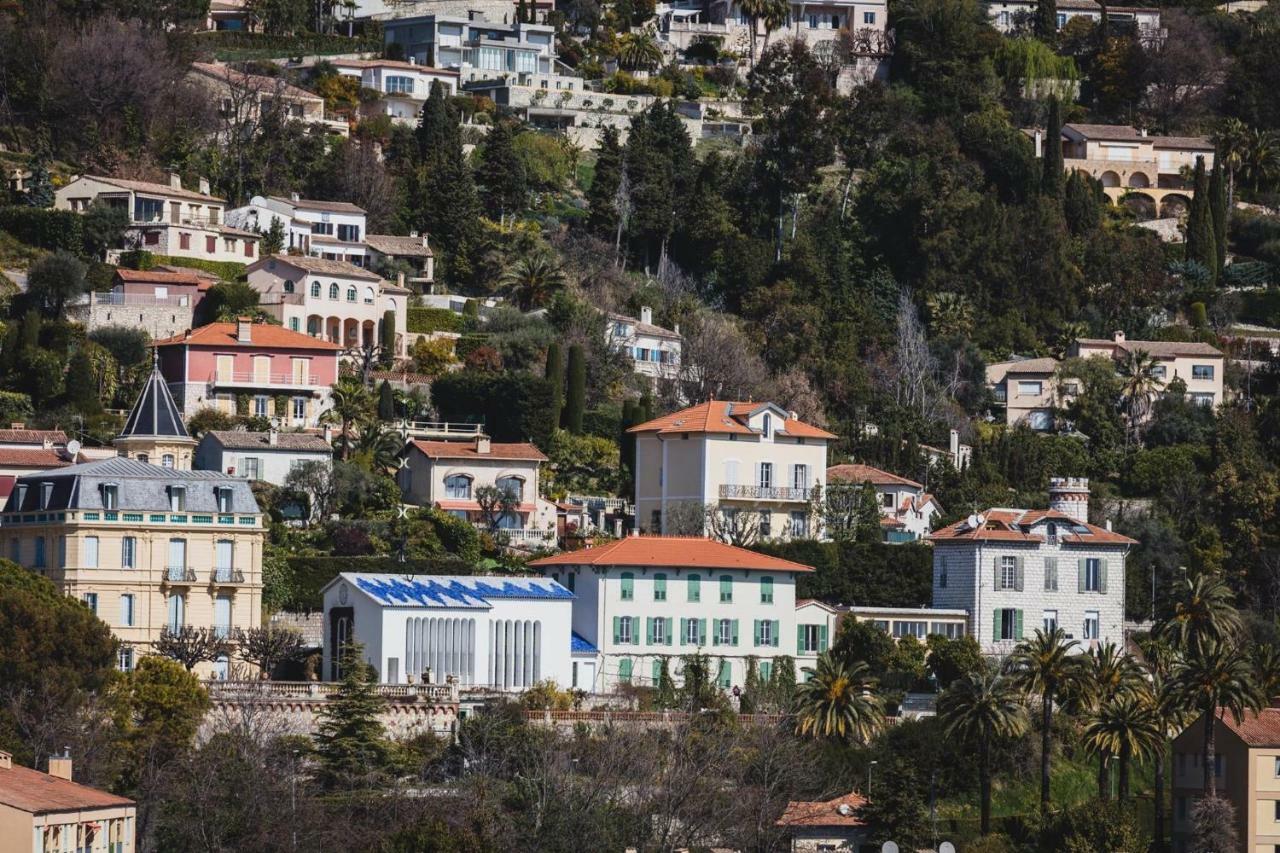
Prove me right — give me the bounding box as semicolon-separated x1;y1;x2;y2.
328;606;354;680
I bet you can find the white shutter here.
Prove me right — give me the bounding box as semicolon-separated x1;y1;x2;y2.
724;460;739;485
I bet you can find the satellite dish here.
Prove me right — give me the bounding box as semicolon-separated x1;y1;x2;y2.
975;513;986;526
66;439;81;459
940;843;957;853
881;843;899;853
837;803;852;816
966;513;978;529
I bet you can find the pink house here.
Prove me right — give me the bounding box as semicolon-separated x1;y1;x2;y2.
154;318;342;428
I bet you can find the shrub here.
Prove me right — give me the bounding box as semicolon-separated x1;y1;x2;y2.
406;307;465;334
149;255;247;281
0;206;82;252
431;371;557;449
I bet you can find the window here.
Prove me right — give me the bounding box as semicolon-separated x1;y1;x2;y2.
864;10;875;23
1043;610;1058;633
254;396;268;417
1150;364;1166;379
793;464;807;490
168;486;186;512
82;592;98;614
808;13;817;27
1044;557;1058;591
206;235;217;253
1018;380;1043;396
386;75;414;94
719;575;733;603
346;286;357;303
328;283;339;300
121;594;135;627
800;624;825;653
310;282;321;298
34;536;45;568
168;538;187;574
118;646;134;672
83;536;99;569
758;462;773;489
122;536;136;569
566;572;575;592
939;557;948;588
620;572;634;600
311;222;334;236
292;397;306;420
102;484;118;510
216;487;233;513
216;539;234;578
167;594;185;631
652;617;667;645
162;454;175;469
179;232;191;250
999;555;1018;591
654;573;667;601
1190;392;1215;407
1056;11;1066;26
616;616;634;645
881;491;895;508
931;622;964;639
1082;558;1102;593
618;657;633;683
134;197;163;222
443;474;472;499
338;224;360;242
1192;364;1215;381
715;618;736;646
790;510;809;537
214;595;232;637
685;618;702;645
243;457;262;480
997;608;1021;641
496;476;524;502
290;317;300;332
1084;610;1100;640
758;619;775;646
760;576;774;604
688;573;701;602
761;413;772;438
892;620;928;639
760;513;771;538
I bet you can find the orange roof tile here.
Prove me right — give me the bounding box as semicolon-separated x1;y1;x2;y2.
114;268;207;287
928;508;1136;545
776;792;867;828
0;448;72;468
827;463;922;489
152;322;342;351
1220;707;1280;747
0;429;67;445
530;536;814;572
628;401;836;439
409;439;547;462
0;763;135;814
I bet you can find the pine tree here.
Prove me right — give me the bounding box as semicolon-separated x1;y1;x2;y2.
1063;170;1101;234
1185;156;1217;286
1041;96;1063;198
586;125;623;240
563;344;586;434
544;341;565;421
24;152;54;208
516;0;528;23
476;119;527;227
856;481;882;543
377;380;395;421
1035;0;1058;41
1209;156;1227;278
259;218;286;255
413;82;481;286
314;645;391;790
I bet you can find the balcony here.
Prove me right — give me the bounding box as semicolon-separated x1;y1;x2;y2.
719;484;812;502
166;566;197;583
207;371;320;393
213;625;233;639
211;567;246;584
488;527;557;544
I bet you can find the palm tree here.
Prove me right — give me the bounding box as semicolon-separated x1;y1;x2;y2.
793;654;884;743
1157;573;1243;656
1253;643;1280;702
938;670;1029;835
616;31;663;72
1116;348;1164;445
1067;641;1146;715
324;379;373;461
1083;693;1163;800
1006;628;1081;816
1172;638;1263;796
758;0;789;53
1242;128;1280;193
500;252;567;311
1213;117;1250;205
355;423;402;473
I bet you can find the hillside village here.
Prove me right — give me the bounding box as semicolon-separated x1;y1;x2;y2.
1;0;1280;850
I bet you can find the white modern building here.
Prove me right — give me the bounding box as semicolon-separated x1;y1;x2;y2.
985;0;1162;42
630;400;834;540
227;194;370;266
825;463;942;543
194;429;333;486
331;58;460;122
320;573;575;688
530;535;814;693
382;12;559;83
245;254;410;356
606;307;681;382
928;477;1134;655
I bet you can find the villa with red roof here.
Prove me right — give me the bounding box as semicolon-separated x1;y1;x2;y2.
0;749;136;853
928;477;1135;654
397;434;556;545
531;535;815;692
153;317;342;428
628;401;836;541
827;463;943;543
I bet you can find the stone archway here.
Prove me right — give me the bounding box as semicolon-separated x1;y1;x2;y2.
1123;192;1157;221
1159;193;1191;218
1128;171;1151;188
1099;170;1121;188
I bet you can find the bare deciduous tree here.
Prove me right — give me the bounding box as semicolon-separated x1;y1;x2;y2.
676;312;773;404
154;626;233;672
237;626;305;679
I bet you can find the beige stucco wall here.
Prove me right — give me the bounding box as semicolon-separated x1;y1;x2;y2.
1074;343;1223;407
0;802;136;853
114;438;197;471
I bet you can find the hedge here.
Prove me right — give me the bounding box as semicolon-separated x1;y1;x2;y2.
284;554;476;611
453;334;491;361
407;306;466;334
0;206;83;252
193;30;381;55
148;254;247;282
752;540;934;608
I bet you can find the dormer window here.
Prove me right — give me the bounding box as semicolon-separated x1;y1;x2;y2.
102;484;119;510
761;413;772;438
39;482;53;510
15;484;27;507
168;485;186;512
216;486;232;513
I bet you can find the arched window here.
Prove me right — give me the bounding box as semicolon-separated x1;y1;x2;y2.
444;474;472;499
346;286;357;303
283;279;295;293
496;476;524;502
328;282;339;300
310;282;321;298
307;317;320;335
364;286;374;304
761;413;772;438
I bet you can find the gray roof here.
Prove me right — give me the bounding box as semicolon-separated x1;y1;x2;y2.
202;430;333;453
119;369;191;440
3;457;260;514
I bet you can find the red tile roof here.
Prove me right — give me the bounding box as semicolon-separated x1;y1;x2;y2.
114;268;207;287
628;401;836;439
0;429;67;445
0;448;72;468
152;322;342;351
928;508;1136;545
1219;707;1280;747
530;536;815;572
827;463;922;489
776;792;867;828
0;762;135;814
409;439;547;462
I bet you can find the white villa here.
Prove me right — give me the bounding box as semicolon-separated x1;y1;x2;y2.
606;307;681;382
826;463;942;543
227;194;370;267
331;57;460;123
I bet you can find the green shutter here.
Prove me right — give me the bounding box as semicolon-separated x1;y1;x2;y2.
712;620;720;647
634;616;641;645
731;619;739;646
1078;558;1086;593
1016;557;1024;591
699;618;707;646
655;574;666;600
720;575;732;602
797;625;806;653
1100;560;1108;594
688;574;700;602
613;616;620;645
1015;609;1024;640
993;557;1001;590
993;609;1001;642
653;659;662;684
772;620;781;647
680;618;688;647
619;658;632;682
646;617;653;645
754;619;761;647
761;576;773;604
760;661;773;682
819;624;828;651
666;617;674;646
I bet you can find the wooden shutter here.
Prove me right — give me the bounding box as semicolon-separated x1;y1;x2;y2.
819;624;828;651
681;618;688;647
1015;609;1024;639
613;616;620;645
772;620;781;647
1077;558;1086;593
993;609;1001;642
634;616;641;644
753;619;761;647
797;625;806;653
698;618;707;646
666;617;673;646
994;557;1001;590
1016;557;1024;591
646;618;654;645
1045;558;1057;591
731;619;739;646
712;619;720;647
1100;560;1108;594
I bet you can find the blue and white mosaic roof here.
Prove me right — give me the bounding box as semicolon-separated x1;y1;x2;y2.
338;573;573;610
570;631;598;654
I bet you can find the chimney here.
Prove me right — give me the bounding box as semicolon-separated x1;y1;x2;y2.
408;56;417;65
640;306;652;326
1113;330;1126;343
169;172;182;191
323;423;333;444
198;177;211;195
475;435;491;454
0;750;10;770
1048;477;1090;524
268;428;279;446
9;422;22;430
290;191;300;203
1034;128;1043;159
236;317;253;343
47;748;72;781
950;429;960;458
397;272;406;289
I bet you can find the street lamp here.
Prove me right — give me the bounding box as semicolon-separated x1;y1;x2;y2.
867;760;878;797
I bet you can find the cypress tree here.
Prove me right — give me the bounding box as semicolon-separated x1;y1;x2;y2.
64;348;101;414
620;398;639;497
314;645;390;790
1041;96;1063;198
476;119;527;227
1035;0;1058;41
380;309;396;366
544;341;565;421
586;125;623;241
1063;171;1101;235
563;344;586;434
516;0;528;22
1209;156;1227;278
377;380;396;421
414;82;481;286
1185;156;1217;285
